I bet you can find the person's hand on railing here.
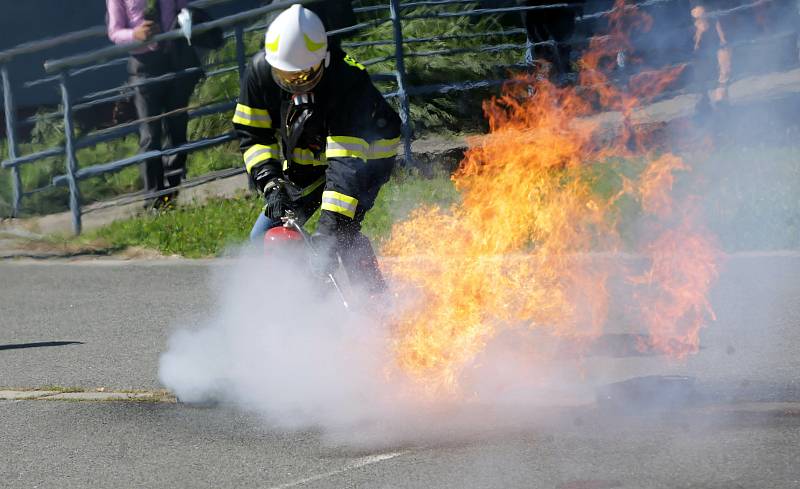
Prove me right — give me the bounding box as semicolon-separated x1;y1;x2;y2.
133;21;161;42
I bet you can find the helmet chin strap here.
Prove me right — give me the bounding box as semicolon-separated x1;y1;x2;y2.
291;92;314;105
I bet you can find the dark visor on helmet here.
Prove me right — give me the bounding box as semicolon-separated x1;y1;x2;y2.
272;62;324;93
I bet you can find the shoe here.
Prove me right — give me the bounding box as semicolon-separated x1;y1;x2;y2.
143;194;177;213
143;195;163;212
160;193;177;211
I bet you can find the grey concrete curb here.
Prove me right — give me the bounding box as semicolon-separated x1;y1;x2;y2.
0;389;176;403
2;389;800;416
0;248;114;260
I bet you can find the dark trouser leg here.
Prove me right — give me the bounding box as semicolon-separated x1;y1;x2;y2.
133;79;166;194
162;76;197;188
524;8;576;78
550;11;577;78
320;157;393;294
339;225;386;294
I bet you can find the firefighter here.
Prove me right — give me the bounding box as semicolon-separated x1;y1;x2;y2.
232;5;401;293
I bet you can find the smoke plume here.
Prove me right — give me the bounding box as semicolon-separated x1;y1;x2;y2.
159;0;800;445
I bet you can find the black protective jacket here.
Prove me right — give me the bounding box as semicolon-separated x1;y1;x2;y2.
232;47;401;236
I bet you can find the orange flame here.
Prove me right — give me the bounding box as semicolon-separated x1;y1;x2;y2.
631;217;719;358
383;0;719;395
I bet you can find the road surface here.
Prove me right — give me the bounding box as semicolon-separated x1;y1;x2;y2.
1;256;799;488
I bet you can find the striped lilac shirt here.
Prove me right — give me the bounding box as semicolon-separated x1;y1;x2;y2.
106;0;189;52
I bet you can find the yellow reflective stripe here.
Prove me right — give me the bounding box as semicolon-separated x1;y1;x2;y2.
321;190;358;219
343;54;366;70
328;135;368;146
300;176;326;197
291;147;328;166
367;137;401;159
325;136;368;160
236;104;270;118
232;104;272;129
243;144;279;173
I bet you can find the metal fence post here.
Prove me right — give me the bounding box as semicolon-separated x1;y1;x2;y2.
59;71;82;235
234;24;247;82
388;0;413;166
1;65;22;217
234;24;255;191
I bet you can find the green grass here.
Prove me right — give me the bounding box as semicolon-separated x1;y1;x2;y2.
695;144;800;251
79;169;458;258
84;192;264;258
586;146;800;251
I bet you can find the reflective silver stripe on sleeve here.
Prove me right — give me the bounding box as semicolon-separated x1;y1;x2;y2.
291;148;327;166
325;136;368;160
243;144;280;172
367;137;400;159
234;110;271;124
232;104;272;128
322;195;357;214
245;147;277;166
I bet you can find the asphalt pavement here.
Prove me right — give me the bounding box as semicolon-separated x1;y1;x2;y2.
1;255;799;488
2;397;799;488
0;260;218;389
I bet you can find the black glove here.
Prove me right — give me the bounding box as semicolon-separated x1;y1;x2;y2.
262;179;294;221
252;164;277;193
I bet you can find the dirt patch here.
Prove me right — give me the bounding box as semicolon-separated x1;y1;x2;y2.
0;235;170;261
114;246;169;260
0;237;113;259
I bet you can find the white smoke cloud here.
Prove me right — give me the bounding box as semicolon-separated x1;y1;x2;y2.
159;247;412;433
157;246;604;446
158;1;800;447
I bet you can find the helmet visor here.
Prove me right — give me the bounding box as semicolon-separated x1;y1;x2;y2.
272;62;324;93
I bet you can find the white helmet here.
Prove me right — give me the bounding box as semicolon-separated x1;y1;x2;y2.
265;4;329;72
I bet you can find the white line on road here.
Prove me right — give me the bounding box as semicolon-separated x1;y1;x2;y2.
265;450;411;489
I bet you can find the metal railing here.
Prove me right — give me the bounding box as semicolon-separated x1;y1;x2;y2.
0;0;331;232
1;0;796;234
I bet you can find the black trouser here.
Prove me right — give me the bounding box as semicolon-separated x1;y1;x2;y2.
340;164;391;293
129;52;198;194
269;156;393;293
318;155;394;293
522;2;580;76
